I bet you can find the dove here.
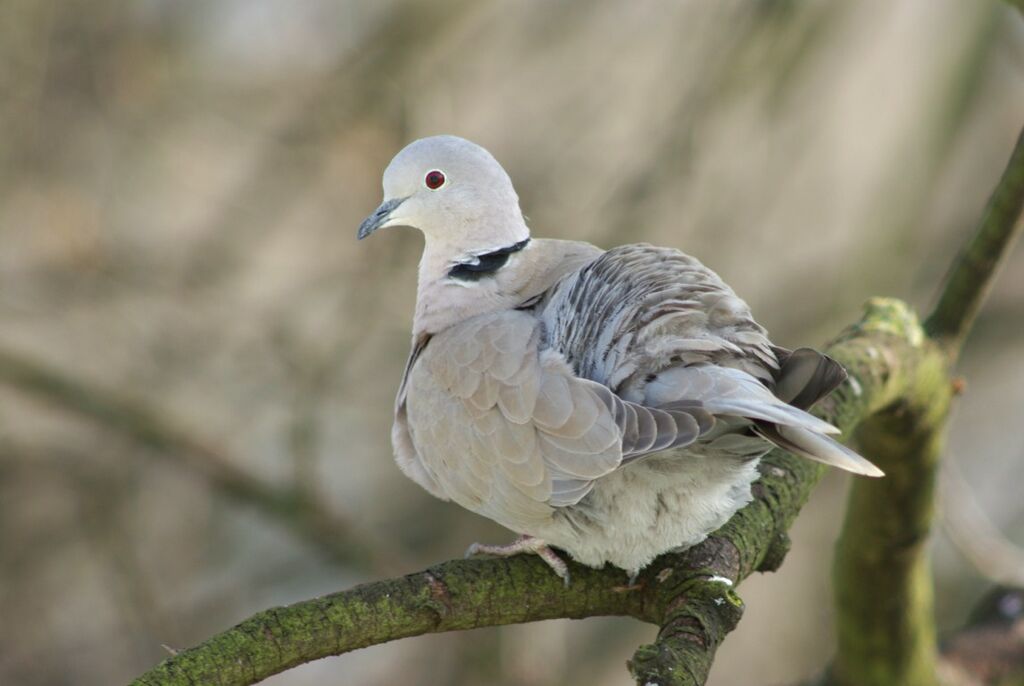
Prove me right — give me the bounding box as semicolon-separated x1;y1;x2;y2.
357;135;882;582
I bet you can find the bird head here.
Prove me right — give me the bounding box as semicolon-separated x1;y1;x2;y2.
357;135;530;253
357;136;545;335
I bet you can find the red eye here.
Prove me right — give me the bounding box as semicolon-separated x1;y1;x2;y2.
424;170;446;190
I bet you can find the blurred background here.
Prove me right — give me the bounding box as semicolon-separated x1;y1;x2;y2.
1;1;1022;684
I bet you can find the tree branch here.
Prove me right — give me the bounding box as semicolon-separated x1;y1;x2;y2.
829;122;1024;686
129;297;932;686
924;124;1024;361
0;347;403;574
830;344;950;686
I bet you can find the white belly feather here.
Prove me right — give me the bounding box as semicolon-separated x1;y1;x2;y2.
531;446;763;573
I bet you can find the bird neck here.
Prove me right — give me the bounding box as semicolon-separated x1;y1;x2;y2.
410;237;606;337
412;232;530;336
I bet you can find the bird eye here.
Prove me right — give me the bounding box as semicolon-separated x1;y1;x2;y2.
424;170;446;190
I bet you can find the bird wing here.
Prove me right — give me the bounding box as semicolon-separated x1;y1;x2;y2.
538;243;780;395
643;364;839;435
392;333;451;501
538;243;882;477
771;345;849;410
399;310;709;528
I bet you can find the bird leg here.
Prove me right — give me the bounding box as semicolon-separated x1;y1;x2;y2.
464;534;571;586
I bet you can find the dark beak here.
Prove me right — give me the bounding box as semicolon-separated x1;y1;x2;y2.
357;197;406;240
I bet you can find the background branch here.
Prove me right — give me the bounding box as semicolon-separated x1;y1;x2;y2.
0;347;404;574
924;125;1024;361
940;459;1024;588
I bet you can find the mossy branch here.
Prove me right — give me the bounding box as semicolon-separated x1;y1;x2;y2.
129;298;929;686
829;123;1024;686
830;338;950;686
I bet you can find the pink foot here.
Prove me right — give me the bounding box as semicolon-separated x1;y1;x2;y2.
465;534;571;586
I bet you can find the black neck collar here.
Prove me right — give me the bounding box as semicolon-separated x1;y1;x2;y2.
448;238;530;281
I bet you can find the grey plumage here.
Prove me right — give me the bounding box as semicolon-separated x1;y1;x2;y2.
360;135;882;578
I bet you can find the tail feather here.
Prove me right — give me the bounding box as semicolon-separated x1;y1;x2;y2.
754;422;884;477
773;347;848;410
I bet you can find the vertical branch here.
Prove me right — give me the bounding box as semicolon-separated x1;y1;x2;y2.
831;123;1024;686
924;125;1024;360
831;350;951;686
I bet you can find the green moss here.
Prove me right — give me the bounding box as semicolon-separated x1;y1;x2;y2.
830;314;951;686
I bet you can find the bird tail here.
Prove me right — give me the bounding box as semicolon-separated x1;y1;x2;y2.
753;422;883;477
771;346;848;410
761;346;883;477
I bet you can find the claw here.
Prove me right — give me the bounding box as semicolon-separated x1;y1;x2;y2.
464;535;571;586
